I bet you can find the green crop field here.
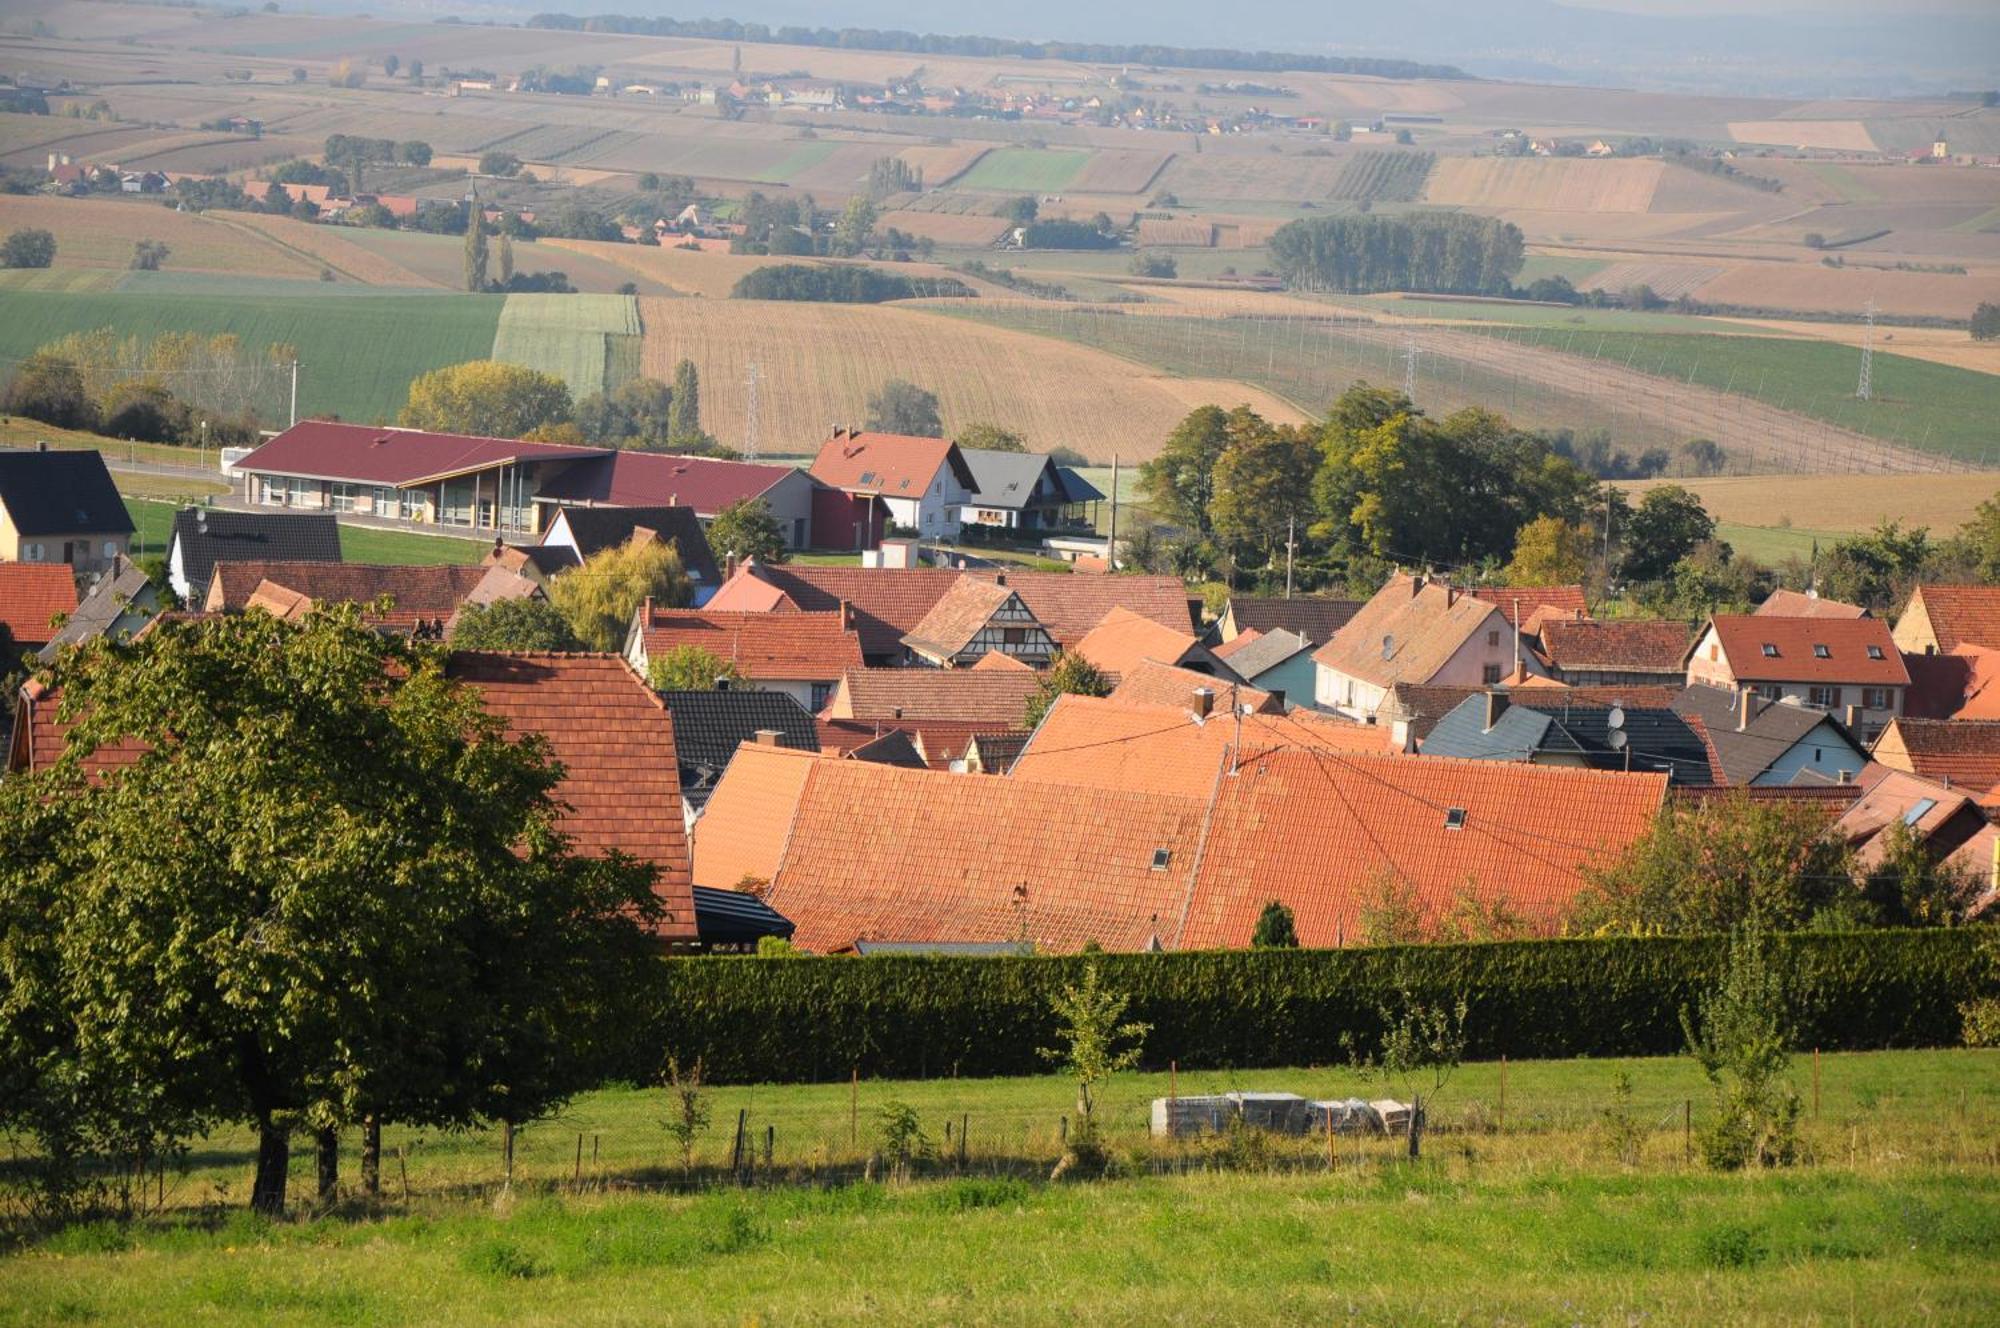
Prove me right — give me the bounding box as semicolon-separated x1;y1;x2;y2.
491;293;643;402
1;1048;1993;1326
956;148;1092;193
0;291;504;424
759;140;837;182
125;499;488;565
1473;326;2000;462
1513;254;1613;285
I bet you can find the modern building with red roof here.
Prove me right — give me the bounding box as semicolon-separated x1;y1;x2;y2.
1686;613;1908;740
236;421;816;546
0;563;79;651
626;604;863;710
807;428;976;549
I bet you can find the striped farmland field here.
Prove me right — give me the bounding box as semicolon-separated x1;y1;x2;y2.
491;294;644;402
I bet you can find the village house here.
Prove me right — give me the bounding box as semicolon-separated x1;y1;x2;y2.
165;508;340;605
807;429;976;548
1535;618;1693;688
1217;594;1362;646
954;449;1104;536
202;560;539;635
1671;686;1869;787
1869;717;2000;795
0;448;136;579
1209;628;1317;706
1756;588;1867;619
1892;584;2000;655
1071;605;1234;684
35;558;161;662
900;575;1059;667
625;604;863;711
1418;691;1715;786
1684;614;1907;740
658;688;820;824
1312;573;1553;721
1831;766;1999;911
819;666;1041;729
537;505;721;599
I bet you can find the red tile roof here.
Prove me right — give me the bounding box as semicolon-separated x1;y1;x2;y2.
821;668;1040;725
900;577;1017;659
1872;717;2000;793
808;430;973;495
7;678;146;779
638;608;863;681
1109;658;1281;714
0;564;78;648
1706;615;1909;685
205;561;528;631
240;420;601;487
1538;618;1693;674
1313;573;1513;690
1179;751;1667;948
766;759;1209;953
988;572;1194;647
689;742;823;890
531;449;798;514
1071;605;1199;678
1755;589;1867;619
446;652;695;941
1469;583;1587;627
819;717;1012;768
1900;584;2000;652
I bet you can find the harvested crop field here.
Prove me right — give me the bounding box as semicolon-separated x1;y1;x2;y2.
1423;158;1664;213
1728;120;1878;151
636;297;1304;459
1328;150;1435;204
893;143;988;187
491;294;642;401
956;148;1091;193
0;195;318;278
1619;471;2000;535
0;289;503;424
1581;261;1725;301
331;229;667;295
542;238;1011;300
1153;152;1349;204
215;212;440;288
1071;149;1172;194
1689;261;2000;321
1135;218;1217;247
873;210;1009;246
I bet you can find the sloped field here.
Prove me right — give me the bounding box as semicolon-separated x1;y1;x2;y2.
491;294;643;402
0;194;319;277
1424;158;1664;213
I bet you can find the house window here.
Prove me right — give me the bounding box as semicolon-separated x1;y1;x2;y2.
260;477;285;506
1486;630;1500;647
1866;645;1884;660
1862;687;1891;710
1761;643;1779;657
809;682;833;711
1758;684;1783;701
1002;627;1026;645
1807;685;1841;708
1150;848;1172;870
401;490;426;521
329;483;357;513
372;486;397;514
1708;644;1719;662
1812;644;1830;659
23;542;43;560
1482;663;1503;685
102;541;118;559
1444;808;1468;830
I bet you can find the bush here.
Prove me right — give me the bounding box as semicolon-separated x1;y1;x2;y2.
629;929;1989;1084
730;264;973;303
3;352;97;430
1020;219;1117;250
99;381;191;442
1;227;56;269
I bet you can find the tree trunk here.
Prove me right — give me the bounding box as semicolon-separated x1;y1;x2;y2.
251;1120;290;1215
361;1117;381;1196
316;1126;338;1203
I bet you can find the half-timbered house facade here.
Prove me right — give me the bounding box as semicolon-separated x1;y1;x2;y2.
900;575;1058;668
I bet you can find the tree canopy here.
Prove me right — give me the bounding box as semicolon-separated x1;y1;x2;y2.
646;644;748;691
546;537;692;652
707;496;789;565
448;597;583;652
400;361;572;439
866;379;944;437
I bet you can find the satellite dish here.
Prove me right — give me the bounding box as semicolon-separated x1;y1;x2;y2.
1606;706;1626;730
1607;729;1628;751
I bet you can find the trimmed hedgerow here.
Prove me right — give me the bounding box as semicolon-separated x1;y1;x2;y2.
630;929;1990;1084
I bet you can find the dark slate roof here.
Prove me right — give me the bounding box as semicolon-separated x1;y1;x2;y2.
1055;466;1105;504
691;885;794;946
846;728;928;768
169;508;340;597
37;559;158;661
507;544;582;577
1423;693;1716;785
1671;685;1860;786
550;505;721;586
661;688;820;809
961;450;1061;511
0;449;134;538
1226;595;1362;645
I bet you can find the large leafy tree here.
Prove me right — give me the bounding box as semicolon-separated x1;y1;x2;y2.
546;536;692;652
1210;409;1318;563
2;352;97;431
668;358;702;445
865;379;943;436
1024;651;1111;729
1505;515;1594;586
400;360;572;439
1139;405;1231;535
707;496;789;565
646;644;747;691
1620;485;1716;584
449;597;583;651
0;608;662;1214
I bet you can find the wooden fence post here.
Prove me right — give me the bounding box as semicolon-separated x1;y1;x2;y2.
1683;1099;1692;1167
731;1108;747;1181
850;1067;859;1149
959;1114;968;1170
502;1121;514;1186
764;1124;774;1171
573;1133;583;1186
1498;1055;1507;1131
1813;1048;1821;1121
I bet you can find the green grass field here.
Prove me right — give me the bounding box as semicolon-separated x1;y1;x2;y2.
758;140;837;183
125;498;488;565
1472;326;2000;462
0;291;505;424
490;293;642;402
1514;254;1613;286
1;1049;1992;1325
956;148;1091;193
1714;520;1848;564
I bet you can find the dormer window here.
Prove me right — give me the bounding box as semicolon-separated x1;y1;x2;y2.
1867;645;1884;660
1761;643;1779;657
1444;808;1468;831
1813;644;1830;658
1150;848;1173;870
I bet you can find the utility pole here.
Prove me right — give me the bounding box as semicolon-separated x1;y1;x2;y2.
289;358;299;428
1107;452;1120;571
1402;334;1418;401
743;361;762;459
1856;299;1875;402
1284;516;1296;598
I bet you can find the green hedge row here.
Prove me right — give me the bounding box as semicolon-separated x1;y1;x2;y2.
633;929;1990;1084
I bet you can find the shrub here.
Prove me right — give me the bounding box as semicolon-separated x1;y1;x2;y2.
631;929;1988;1085
730;264;973;302
1682;933;1801;1170
1020;219;1117;250
0;227;55;269
3;352;97;430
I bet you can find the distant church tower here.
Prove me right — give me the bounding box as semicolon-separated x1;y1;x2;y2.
1931;130;1949;161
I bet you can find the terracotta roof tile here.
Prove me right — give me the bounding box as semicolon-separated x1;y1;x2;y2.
1469;583;1587;627
0;564;78;648
689;743;823;890
900;577;1016;659
639;608;863;681
446;652;695;941
1210;628;1264;660
818;717;1011;767
1705;615;1908;685
533;452;797;515
1110;659;1280;714
821;668;1039;725
1179;751;1666;948
1071;606;1199;678
207;561;522;631
241;420;601;488
7;678;146;779
1539;618;1693;673
970;650;1034;672
1313;573;1515;690
1901;584;2000;652
1755;588;1867;619
808;430;973;494
1873;717;2000;792
1224;595;1362;644
767;760;1208;953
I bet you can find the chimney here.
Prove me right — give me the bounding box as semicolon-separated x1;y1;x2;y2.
1845;703;1864;730
839;598;855;630
36;439;49;453
1737;688;1761;731
752;729;780;746
1484;690;1510;731
724;552;739;583
1192;686;1215;718
994;572;1006;587
892;705;904;720
714;676;731;691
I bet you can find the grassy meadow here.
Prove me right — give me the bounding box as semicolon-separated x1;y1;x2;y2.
1;1049;1993;1325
